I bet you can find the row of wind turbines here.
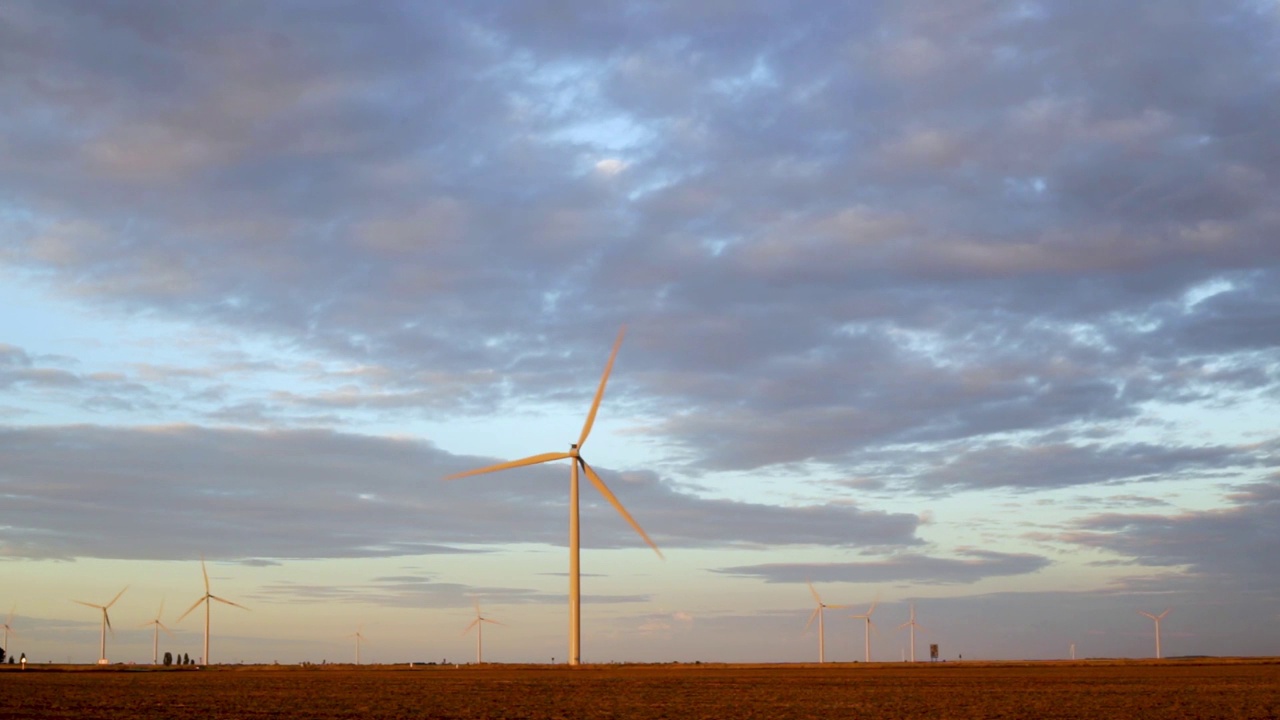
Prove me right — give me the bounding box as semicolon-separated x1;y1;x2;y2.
69;558;246;665
21;328;1178;667
806;583;1175;662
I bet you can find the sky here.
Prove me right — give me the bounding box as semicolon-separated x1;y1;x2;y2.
1;0;1278;665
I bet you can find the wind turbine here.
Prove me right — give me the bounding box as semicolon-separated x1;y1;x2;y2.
462;599;503;664
445;326;663;666
177;557;248;665
1138;608;1171;659
2;606;17;654
850;598;878;663
73;586;128;664
897;602;923;662
803;582;848;663
140;600;175;664
348;626;368;665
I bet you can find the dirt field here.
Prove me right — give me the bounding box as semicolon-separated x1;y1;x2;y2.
3;659;1278;719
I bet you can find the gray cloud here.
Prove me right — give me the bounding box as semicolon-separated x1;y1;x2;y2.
714;549;1051;585
1062;478;1280;592
0;424;920;561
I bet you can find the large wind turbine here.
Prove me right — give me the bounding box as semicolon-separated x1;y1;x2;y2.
463;600;503;664
897;602;922;662
140;600;175;664
177;557;248;665
850;598;878;662
803;582;847;663
73;586;128;664
1138;608;1171;659
445;326;663;666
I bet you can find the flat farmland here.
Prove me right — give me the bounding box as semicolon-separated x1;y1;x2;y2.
3;659;1278;719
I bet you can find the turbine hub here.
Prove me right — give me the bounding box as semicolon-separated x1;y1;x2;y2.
569;443;579;457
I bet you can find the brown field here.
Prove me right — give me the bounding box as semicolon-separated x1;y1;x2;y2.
3;659;1278;719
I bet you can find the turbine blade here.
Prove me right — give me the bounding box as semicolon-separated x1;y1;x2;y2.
462;619;479;635
104;609;113;633
577;326;625;449
1158;608;1171;620
201;556;210;594
106;586;129;608
177;596;206;622
808;582;821;605
445;452;573;480
73;600;102;609
804;606;820;633
1138;610;1155;620
580;458;663;558
483;618;505;626
825;604;849;610
157;598;166;619
160;622;175;639
867;598;878;615
210;595;249;611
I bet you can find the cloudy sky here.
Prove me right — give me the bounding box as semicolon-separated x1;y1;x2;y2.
2;0;1278;664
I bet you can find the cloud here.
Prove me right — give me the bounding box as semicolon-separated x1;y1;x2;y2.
713;549;1051;585
0;424;921;561
1062;478;1280;592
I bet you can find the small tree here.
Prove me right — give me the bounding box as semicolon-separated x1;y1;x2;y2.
0;646;6;663
183;653;190;665
163;652;173;667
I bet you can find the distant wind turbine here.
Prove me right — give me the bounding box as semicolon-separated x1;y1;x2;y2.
850;598;878;662
804;582;848;663
463;600;503;664
2;606;17;653
445;326;663;666
1138;608;1171;659
897;602;923;662
73;586;128;664
349;626;368;665
140;600;175;665
177;557;248;665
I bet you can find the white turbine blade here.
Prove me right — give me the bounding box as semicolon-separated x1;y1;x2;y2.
462;618;480;635
159;621;175;639
867;598;879;616
201;556;211;594
1138;610;1156;621
177;596;206;622
105;585;129;609
580;458;663;558
73;600;103;610
210;595;249;611
577;326;626;449
825;604;849;610
1158;608;1172;620
156;598;166;620
444;452;572;480
482;617;505;626
803;606;821;633
104;609;114;634
5;605;13;626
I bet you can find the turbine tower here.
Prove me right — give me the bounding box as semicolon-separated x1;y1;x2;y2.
850;598;878;662
804;582;848;663
1138;608;1171;659
445;327;663;666
897;602;922;662
463;599;503;664
73;586;128;664
140;600;175;664
177;557;248;665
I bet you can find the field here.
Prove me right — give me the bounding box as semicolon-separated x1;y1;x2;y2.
3;659;1279;719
